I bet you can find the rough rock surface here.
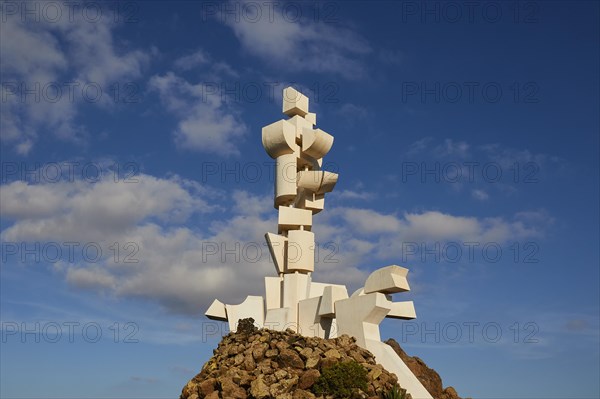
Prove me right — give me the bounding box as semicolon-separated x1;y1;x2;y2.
385;339;464;399
181;319;403;399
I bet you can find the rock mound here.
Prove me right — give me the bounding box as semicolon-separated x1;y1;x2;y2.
181;321;403;399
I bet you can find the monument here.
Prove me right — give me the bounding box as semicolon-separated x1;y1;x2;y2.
205;87;433;399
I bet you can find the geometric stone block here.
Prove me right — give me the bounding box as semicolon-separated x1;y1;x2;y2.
205;299;227;321
265;232;288;274
278;206;312;232
303;192;325;214
302;128;334;159
262;119;297;159
296;170;338;196
365;340;433;399
265;276;283;310
318;171;338;194
282;272;311;332
386;300;417;320
318;285;349;317
334;292;391;347
304;112;316;126
264;307;290;332
297;170;324;192
294;190;325;214
287;114;313;140
308;281;343;298
225;295;265;332
364;265;410;294
298;296;325;338
286;230;315;273
275;153;298;207
283;87;309;117
298;296;336;339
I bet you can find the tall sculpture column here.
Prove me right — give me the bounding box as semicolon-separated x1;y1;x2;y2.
261;87;338;331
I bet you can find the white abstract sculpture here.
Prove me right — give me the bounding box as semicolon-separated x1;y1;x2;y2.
205;87;433;399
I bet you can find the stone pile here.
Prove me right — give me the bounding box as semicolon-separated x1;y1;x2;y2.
181;320;402;399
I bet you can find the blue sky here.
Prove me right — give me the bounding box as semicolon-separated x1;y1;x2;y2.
0;1;598;398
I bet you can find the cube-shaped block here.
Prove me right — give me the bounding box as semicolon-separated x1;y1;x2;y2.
278;206;312;232
283;87;309;117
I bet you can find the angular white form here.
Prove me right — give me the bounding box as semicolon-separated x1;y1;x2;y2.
265;276;283;310
262;119;296;158
387;301;417;320
224;296;265;332
319;285;349;317
205;87;432;399
302;128;334;159
278;206;312;233
205;299;227;321
364;265;411;294
265;233;287;274
335;292;392;347
264;307;290;331
283;87;309;117
365;340;434;399
287;230;315;272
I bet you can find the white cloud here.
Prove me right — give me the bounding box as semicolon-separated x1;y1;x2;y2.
0;170;554;315
0;6;149;154
403;211;481;241
1;174;214;240
433;138;470;158
324;207;552;252
66;266;117;291
219;1;371;79
406;137;433;156
174;49;239;79
174;49;210;70
471;189;489;201
1;172;378;313
334;189;374;201
149;71;247;156
1;173;258;314
335;208;402;234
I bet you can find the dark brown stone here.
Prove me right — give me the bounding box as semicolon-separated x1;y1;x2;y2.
278;348;305;369
298;369;320;390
